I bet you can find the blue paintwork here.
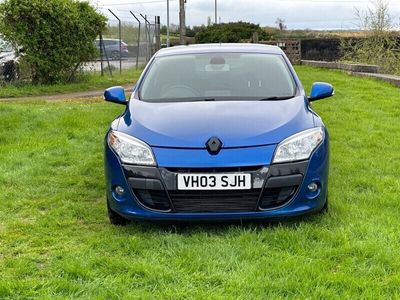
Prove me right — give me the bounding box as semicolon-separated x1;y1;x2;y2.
153;145;277;168
105;133;329;221
309;82;334;101
104;86;127;104
104;44;332;221
117;96;314;148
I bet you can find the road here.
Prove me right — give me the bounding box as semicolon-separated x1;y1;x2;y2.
84;58;147;72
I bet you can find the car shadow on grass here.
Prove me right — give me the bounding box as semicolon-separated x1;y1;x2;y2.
118;212;328;235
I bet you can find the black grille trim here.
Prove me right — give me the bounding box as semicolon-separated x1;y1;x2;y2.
259;186;298;210
133;189;172;212
169;189;262;213
123;162;309;214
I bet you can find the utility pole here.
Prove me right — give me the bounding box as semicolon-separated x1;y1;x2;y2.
179;0;186;45
166;0;170;47
214;0;217;24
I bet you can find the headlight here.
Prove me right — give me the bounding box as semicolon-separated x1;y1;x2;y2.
107;131;156;166
273;127;325;163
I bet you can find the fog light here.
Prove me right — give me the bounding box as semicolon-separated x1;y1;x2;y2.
115;186;125;196
307;182;318;193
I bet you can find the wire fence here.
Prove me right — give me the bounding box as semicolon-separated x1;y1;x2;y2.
0;10;161;85
84;9;161;76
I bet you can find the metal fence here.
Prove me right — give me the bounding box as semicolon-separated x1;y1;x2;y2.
0;10;161;85
85;9;161;76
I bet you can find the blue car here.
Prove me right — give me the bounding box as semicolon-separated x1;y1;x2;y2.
103;44;334;225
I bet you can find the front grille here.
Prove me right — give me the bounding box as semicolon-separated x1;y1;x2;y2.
169;189;261;213
259;186;298;210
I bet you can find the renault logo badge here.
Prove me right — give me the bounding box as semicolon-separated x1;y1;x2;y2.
206;137;223;155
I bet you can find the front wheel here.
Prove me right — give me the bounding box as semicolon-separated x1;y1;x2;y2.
111;51;120;60
3;62;18;82
107;202;130;226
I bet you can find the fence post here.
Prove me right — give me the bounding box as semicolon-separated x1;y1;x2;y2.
140;14;151;62
130;11;141;70
155;16;161;51
99;32;104;76
99;33;113;76
108;9;122;74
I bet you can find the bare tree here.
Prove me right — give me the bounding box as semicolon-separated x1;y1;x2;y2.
355;0;391;34
275;18;287;31
207;16;212;27
341;0;399;74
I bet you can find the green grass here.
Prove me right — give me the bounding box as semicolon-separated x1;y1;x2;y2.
1;66;400;299
0;68;142;98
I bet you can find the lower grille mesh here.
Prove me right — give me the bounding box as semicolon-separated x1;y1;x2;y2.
134;189;171;211
259;186;297;210
169;189;261;213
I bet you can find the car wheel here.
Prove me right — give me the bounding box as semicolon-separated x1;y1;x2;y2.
107;202;130;226
4;62;17;82
111;51;120;60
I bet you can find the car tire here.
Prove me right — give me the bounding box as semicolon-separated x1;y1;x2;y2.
111;51;120;60
4;62;17;82
107;202;130;226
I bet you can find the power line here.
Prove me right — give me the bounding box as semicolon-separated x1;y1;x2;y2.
280;0;400;3
100;0;178;6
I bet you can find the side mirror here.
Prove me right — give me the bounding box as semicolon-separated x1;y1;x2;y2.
308;82;334;102
104;86;127;105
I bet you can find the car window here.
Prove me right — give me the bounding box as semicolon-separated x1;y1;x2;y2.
140;53;297;102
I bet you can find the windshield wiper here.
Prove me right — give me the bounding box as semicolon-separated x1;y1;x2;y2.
258;95;295;101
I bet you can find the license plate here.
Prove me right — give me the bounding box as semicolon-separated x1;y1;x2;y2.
177;174;251;190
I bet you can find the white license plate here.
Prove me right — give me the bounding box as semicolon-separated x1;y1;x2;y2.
177;174;251;190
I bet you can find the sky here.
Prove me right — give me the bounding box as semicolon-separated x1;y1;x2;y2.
90;0;400;30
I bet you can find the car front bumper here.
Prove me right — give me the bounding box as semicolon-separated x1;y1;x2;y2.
104;134;329;221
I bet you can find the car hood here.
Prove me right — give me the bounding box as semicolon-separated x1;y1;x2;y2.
117;96;315;148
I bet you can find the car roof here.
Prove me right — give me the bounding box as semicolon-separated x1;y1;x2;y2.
155;43;284;57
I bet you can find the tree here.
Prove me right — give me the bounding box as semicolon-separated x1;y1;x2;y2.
341;0;399;74
275;18;287;31
0;0;106;84
355;0;391;33
195;22;269;43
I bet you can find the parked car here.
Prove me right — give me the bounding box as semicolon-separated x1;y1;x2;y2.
0;39;19;82
96;38;129;60
103;44;334;225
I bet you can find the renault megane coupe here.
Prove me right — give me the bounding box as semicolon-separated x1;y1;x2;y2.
103;44;334;225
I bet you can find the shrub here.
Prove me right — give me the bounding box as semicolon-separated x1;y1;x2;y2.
195;22;269;44
340;0;400;74
0;0;106;84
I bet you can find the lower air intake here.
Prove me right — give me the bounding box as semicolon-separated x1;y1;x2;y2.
169;189;261;213
259;186;298;210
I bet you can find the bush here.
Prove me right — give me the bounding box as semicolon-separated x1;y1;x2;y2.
340;0;400;74
195;22;269;44
0;0;106;84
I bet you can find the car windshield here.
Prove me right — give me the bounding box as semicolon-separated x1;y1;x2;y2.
140;52;297;102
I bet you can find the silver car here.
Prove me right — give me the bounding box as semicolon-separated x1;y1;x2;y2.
96;39;129;60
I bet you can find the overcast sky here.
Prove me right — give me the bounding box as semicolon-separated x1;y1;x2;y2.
90;0;400;30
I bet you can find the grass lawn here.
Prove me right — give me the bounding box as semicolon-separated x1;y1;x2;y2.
1;66;400;298
0;68;142;99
